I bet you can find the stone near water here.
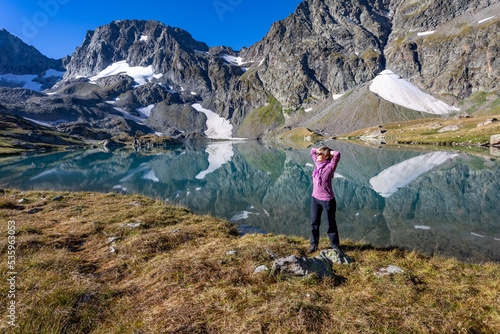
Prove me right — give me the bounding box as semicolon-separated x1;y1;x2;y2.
490;146;500;157
272;249;353;277
490;134;500;147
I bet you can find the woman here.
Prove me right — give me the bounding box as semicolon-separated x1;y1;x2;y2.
309;146;341;253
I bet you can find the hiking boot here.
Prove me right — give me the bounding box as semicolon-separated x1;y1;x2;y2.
308;245;318;253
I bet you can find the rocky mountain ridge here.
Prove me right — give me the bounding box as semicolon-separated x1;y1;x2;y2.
0;0;499;144
0;29;66;91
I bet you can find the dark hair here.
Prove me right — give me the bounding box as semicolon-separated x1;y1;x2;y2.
317;146;331;159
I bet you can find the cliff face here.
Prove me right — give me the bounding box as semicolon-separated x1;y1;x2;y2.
63;20;214;98
0;29;64;75
238;0;391;109
227;0;499;136
385;0;499;101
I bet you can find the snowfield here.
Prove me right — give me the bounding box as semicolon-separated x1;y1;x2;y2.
89;61;159;86
191;103;234;139
23;117;68;127
137;104;154;117
417;31;435;36
478;16;495;24
221;54;247;66
369;70;460;114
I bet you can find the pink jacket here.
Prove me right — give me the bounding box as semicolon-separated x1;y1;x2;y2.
311;148;341;201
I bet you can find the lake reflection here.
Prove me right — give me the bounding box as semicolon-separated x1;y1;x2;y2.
1;140;499;263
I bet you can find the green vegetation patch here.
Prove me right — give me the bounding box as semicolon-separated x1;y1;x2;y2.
361;48;380;60
239;94;285;137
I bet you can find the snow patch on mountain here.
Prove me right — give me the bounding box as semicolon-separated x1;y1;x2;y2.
417;31;435;36
221;54;245;66
369;151;459;197
221;54;252;71
192;103;234;139
106;101;147;123
137;104;154;117
23;117;68;127
369;70;460;114
90;61;157;86
43;69;66;78
478;16;495;24
0;69;65;91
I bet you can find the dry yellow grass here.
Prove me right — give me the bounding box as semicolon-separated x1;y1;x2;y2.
1;189;499;333
338;114;500;146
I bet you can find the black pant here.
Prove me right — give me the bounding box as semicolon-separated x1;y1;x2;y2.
310;197;339;249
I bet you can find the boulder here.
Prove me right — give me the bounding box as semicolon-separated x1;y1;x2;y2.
364;129;387;138
477;118;498;127
374;265;404;278
272;249;353;277
438;125;460;132
490;134;500;147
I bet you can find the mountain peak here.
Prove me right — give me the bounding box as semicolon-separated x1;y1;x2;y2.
64;20;209;79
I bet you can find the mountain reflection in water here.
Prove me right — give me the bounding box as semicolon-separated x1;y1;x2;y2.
1;140;499;263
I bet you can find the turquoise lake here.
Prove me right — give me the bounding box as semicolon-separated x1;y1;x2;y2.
1;140;499;263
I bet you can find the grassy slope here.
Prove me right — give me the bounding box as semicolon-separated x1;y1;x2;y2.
1;189;499;333
0;113;87;155
337;114;500;146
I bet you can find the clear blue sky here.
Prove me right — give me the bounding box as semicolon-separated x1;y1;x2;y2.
0;0;304;59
